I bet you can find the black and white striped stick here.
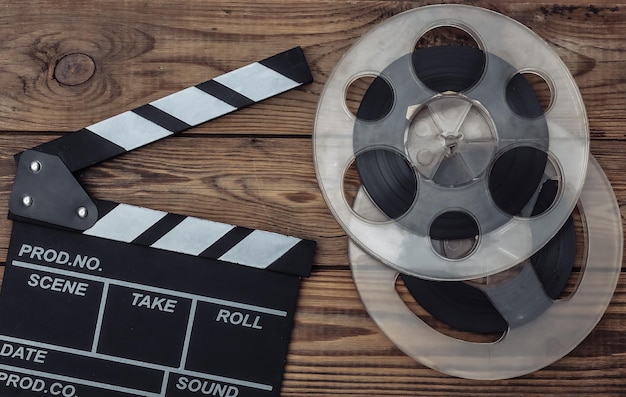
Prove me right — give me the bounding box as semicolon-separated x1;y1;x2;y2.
86;200;315;277
27;47;313;172
12;47;315;276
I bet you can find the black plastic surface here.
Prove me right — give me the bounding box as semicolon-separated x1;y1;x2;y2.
0;221;307;396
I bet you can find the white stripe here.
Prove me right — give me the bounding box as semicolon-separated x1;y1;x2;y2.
161;371;170;396
87;111;173;151
150;86;236;126
84;204;167;243
179;299;197;369
91;283;109;353
151;217;234;256
214;62;299;102
219;230;300;268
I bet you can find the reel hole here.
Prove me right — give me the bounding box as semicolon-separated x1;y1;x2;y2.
489;146;551;217
429;211;479;262
346;75;394;121
506;71;553;118
521;72;552;113
413;26;485;93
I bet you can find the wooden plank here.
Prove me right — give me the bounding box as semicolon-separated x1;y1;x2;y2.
0;1;624;396
0;2;624;138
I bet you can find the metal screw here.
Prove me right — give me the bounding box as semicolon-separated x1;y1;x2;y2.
29;160;41;173
77;206;88;218
22;195;33;207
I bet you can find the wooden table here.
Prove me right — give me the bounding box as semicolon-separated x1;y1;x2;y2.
0;1;624;395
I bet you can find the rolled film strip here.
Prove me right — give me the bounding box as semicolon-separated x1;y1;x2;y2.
313;5;590;280
349;155;622;379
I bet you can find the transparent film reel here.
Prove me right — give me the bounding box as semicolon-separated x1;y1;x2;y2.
314;4;589;280
350;156;622;380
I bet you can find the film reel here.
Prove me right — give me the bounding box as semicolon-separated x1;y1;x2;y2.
349;156;622;379
314;5;590;280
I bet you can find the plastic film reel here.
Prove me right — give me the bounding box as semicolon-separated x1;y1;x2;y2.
349;156;622;380
314;5;589;280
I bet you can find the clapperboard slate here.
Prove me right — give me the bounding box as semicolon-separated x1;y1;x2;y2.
0;48;315;397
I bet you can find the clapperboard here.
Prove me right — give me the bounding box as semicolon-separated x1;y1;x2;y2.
0;47;315;397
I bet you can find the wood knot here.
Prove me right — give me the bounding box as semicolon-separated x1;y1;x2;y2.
54;53;96;86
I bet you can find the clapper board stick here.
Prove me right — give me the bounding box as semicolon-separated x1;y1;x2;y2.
0;47;315;397
26;47;313;172
9;47;315;277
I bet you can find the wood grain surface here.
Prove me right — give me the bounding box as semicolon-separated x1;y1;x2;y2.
0;1;625;396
